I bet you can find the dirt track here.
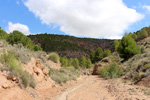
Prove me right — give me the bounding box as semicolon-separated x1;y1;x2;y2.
56;76;150;100
1;75;150;100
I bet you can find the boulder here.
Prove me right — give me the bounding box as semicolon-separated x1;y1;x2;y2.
92;64;102;75
2;84;10;89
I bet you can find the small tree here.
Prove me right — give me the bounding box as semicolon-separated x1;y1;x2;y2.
103;49;111;57
60;56;68;67
94;48;103;62
113;40;119;51
79;56;87;68
72;58;79;69
118;34;141;60
68;58;73;67
86;58;92;68
0;28;8;39
132;33;138;40
90;51;95;63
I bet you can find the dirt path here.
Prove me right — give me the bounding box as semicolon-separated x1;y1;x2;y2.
57;76;150;100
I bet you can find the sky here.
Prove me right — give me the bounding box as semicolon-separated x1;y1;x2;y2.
0;0;150;39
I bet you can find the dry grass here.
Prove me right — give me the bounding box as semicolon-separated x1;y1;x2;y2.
49;67;80;84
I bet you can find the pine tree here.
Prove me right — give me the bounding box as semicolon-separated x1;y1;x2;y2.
113;40;119;51
90;51;95;63
118;34;141;60
103;49;111;57
94;48;103;62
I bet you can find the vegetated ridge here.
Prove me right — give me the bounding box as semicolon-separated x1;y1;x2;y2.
28;34;114;58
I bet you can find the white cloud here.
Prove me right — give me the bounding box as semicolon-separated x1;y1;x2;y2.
105;35;122;40
6;22;31;35
143;5;150;13
24;0;144;38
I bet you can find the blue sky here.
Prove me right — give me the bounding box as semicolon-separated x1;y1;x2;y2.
0;0;150;39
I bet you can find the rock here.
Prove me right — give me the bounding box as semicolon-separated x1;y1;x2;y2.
92;64;102;75
2;84;10;89
12;76;17;81
102;58;111;63
33;67;40;76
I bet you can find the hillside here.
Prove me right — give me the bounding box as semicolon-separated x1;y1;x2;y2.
28;34;114;58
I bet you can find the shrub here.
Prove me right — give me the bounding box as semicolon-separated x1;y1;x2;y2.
0;51;35;88
48;52;60;63
137;29;148;40
9;44;31;64
49;68;80;84
34;45;42;51
20;71;36;88
99;63;123;79
144;64;150;69
60;56;68;67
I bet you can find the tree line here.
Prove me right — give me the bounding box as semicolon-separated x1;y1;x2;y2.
60;56;92;69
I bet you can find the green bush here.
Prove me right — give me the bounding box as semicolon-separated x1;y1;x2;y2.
34;45;42;51
0;28;8;40
60;56;68;67
86;58;92;68
103;49;111;57
90;51;95;63
72;58;80;69
113;40;119;51
118;34;141;60
137;29;148;40
94;48;103;62
48;52;60;63
79;56;87;68
99;63;123;79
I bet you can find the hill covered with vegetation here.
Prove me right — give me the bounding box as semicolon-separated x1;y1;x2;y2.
28;34;114;58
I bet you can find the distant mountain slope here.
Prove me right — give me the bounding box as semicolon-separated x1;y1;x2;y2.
28;34;114;58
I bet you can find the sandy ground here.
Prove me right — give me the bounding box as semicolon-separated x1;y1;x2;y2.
1;75;150;100
56;76;150;100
